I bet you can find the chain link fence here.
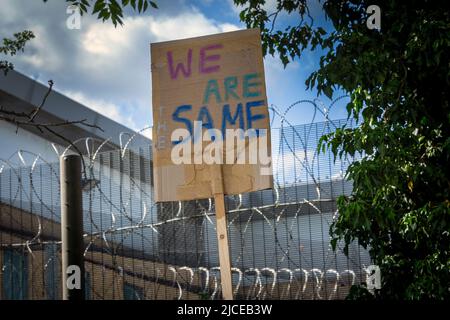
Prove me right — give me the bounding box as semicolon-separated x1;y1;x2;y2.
0;109;371;300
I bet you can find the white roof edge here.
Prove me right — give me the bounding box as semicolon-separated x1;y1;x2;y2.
0;69;151;148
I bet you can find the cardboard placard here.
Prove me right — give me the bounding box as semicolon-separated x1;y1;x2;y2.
151;28;273;202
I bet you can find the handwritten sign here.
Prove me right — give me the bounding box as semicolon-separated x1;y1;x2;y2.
151;29;273;202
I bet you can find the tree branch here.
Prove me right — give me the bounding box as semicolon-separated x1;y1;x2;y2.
28;79;53;121
0;115;103;131
0;79;104;179
0;79;102;132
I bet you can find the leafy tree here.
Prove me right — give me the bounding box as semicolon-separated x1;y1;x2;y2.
236;0;450;299
63;0;158;26
0;31;35;75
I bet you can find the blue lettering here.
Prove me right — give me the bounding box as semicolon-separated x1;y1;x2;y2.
197;106;214;130
222;103;244;135
172;105;192;144
246;100;266;134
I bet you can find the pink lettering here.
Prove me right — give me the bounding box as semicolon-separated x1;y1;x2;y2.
199;44;223;74
167;49;192;79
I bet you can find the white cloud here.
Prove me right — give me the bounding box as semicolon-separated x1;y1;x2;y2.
0;1;20;25
272;149;317;184
148;9;241;42
138;127;153;140
62;90;138;132
81;9;241;58
82;17;149;56
19;26;63;72
227;0;278;15
219;23;240;33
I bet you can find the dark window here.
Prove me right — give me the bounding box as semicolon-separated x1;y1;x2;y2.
2;248;28;300
85;272;91;300
44;243;60;300
123;282;143;300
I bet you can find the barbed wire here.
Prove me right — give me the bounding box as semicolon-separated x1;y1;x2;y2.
0;97;372;300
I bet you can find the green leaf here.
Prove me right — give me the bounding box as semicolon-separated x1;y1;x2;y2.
93;1;105;14
323;85;333;99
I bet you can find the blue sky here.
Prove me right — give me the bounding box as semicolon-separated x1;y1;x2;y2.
0;0;349;137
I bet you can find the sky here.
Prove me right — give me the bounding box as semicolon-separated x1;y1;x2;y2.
0;0;350;138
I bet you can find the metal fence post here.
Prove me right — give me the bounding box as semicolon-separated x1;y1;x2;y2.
60;154;85;300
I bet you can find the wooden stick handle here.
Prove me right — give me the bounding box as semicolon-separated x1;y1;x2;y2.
211;165;233;300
